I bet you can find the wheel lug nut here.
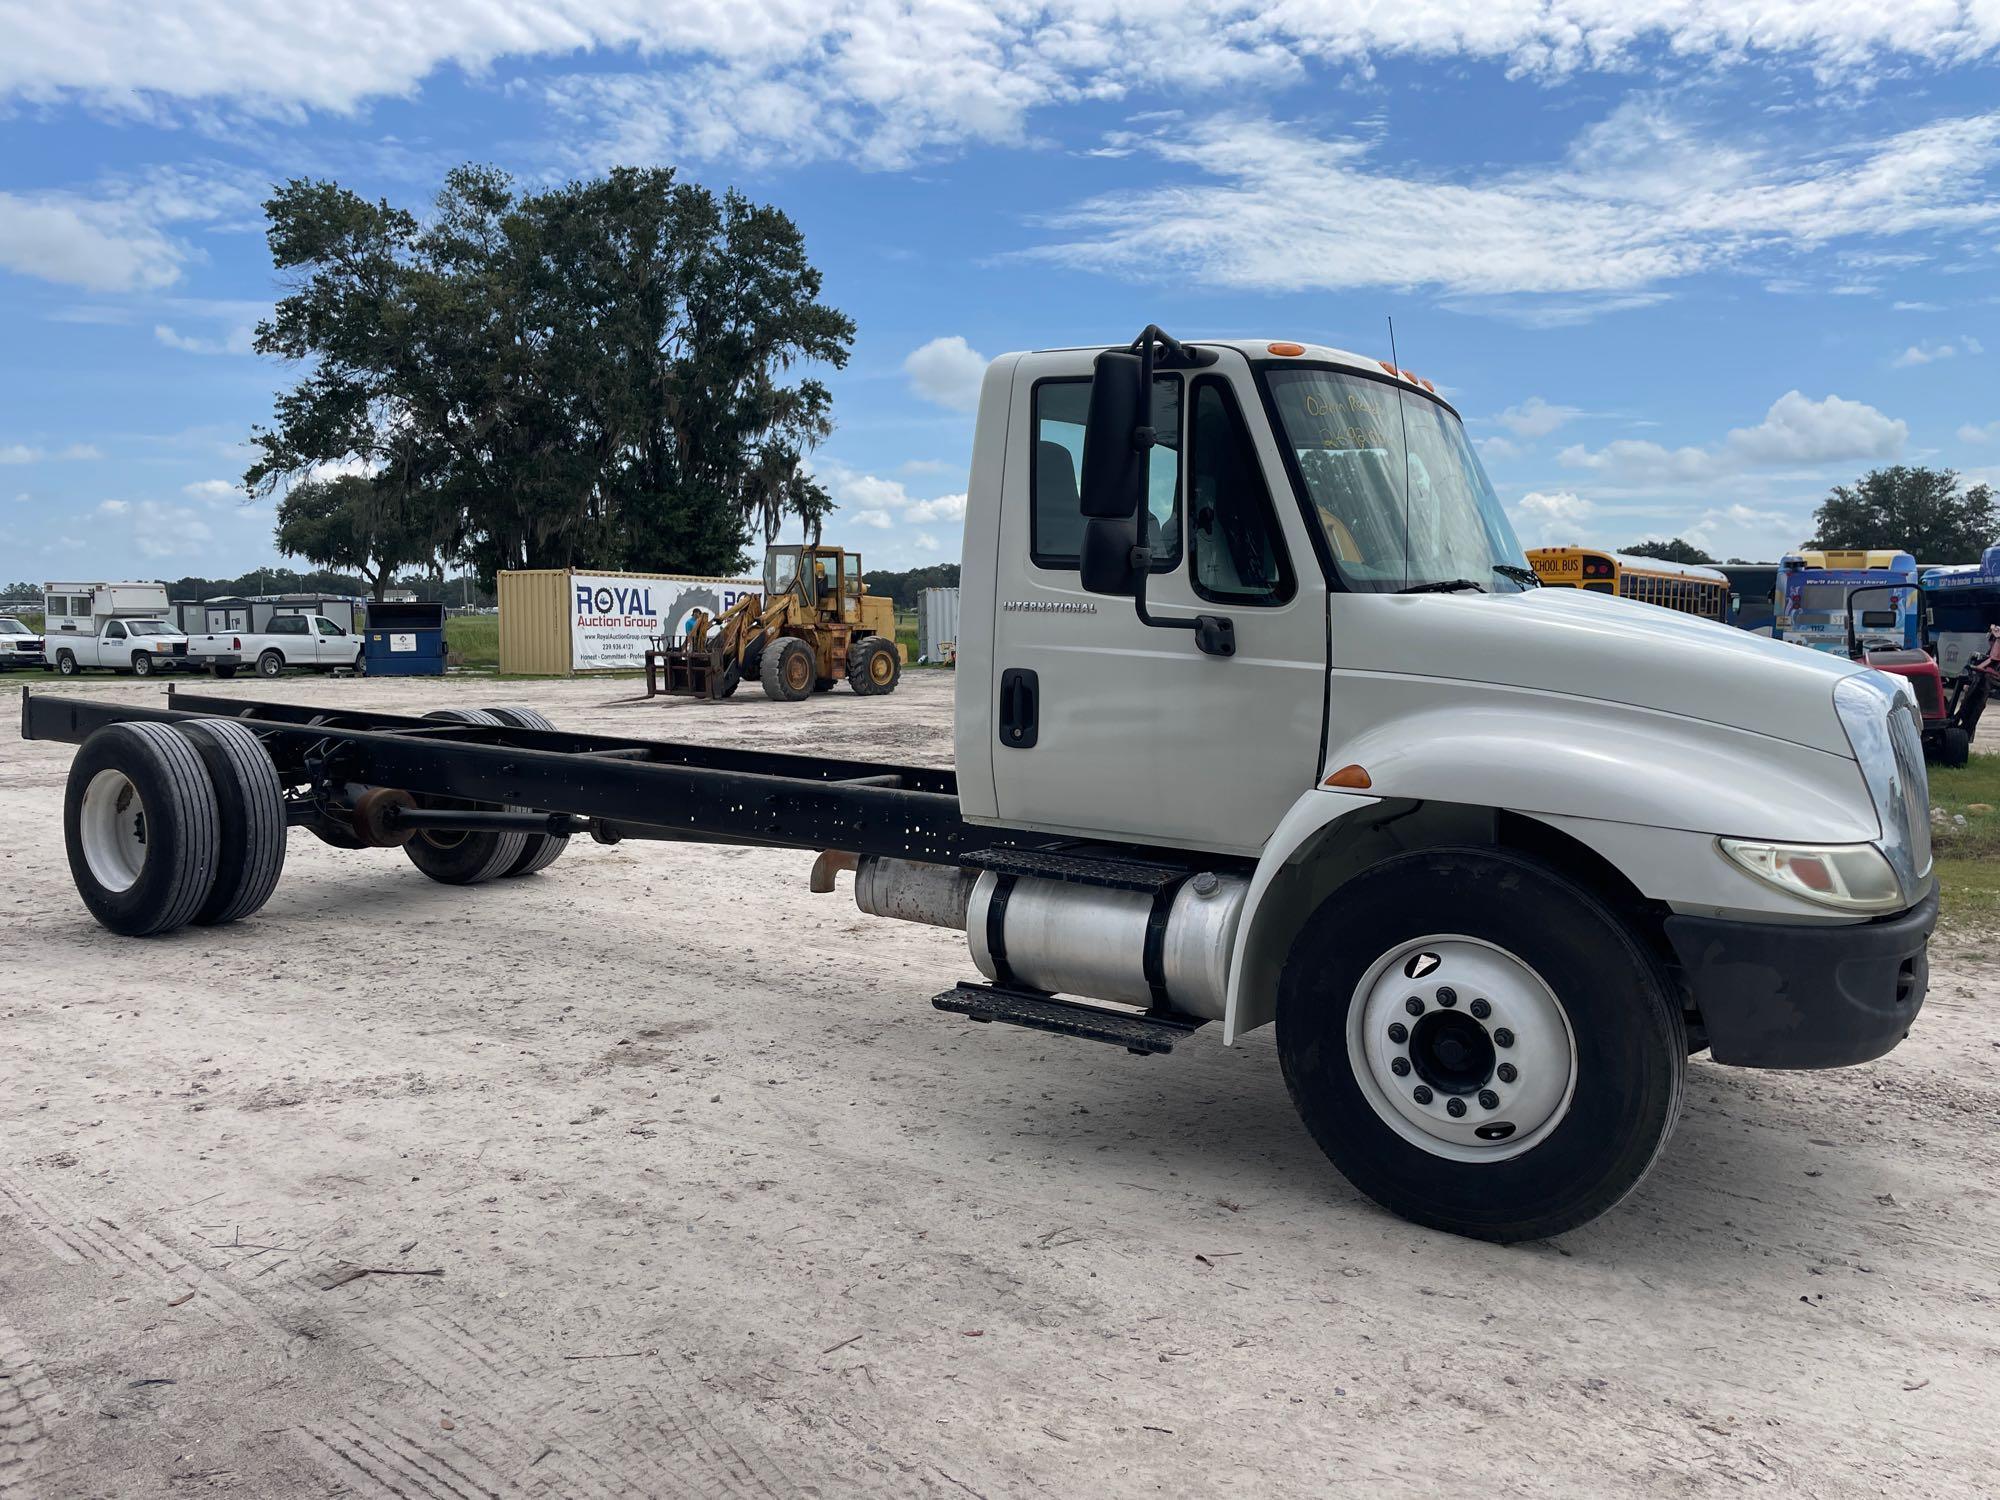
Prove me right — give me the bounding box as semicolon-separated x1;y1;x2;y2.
1391;1057;1410;1077
1387;1022;1408;1044
1446;1097;1467;1118
1405;996;1424;1017
1478;1089;1499;1110
1436;986;1457;1008
1494;1028;1515;1048
1412;1085;1433;1105
1469;998;1490;1020
1497;1062;1517;1083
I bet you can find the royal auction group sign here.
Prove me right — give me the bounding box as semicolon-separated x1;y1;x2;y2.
569;573;758;672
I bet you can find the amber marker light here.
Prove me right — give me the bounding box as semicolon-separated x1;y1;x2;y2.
1267;341;1306;356
1324;765;1373;789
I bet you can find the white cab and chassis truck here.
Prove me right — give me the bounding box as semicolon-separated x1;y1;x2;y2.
20;331;1936;1241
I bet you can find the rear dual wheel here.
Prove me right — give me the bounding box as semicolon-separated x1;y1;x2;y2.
64;718;286;937
402;709;531;884
1277;848;1684;1243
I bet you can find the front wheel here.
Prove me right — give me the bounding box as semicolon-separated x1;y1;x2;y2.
1276;848;1684;1243
131;653;154;678
1939;725;1971;768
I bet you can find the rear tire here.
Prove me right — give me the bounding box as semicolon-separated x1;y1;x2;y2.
63;722;220;936
176;718;287;926
1941;726;1971;768
1275;848;1684;1243
257;650;284;679
213;664;238;680
760;638;814;702
401;709;530;884
482;706;569;876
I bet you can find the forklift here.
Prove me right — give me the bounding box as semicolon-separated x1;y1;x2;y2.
646;544;903;702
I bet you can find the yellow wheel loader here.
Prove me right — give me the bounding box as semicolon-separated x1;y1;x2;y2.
646;544;903;702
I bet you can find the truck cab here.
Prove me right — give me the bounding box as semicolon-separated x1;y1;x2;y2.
940;331;1933;1236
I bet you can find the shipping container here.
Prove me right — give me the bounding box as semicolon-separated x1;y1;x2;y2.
918;586;961;665
498;568;759;675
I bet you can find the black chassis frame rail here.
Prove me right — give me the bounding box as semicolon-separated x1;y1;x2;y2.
19;683;1027;865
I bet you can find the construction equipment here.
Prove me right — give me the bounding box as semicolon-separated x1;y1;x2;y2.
646;544;902;702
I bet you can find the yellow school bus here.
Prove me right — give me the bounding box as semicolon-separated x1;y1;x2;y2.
1526;547;1729;622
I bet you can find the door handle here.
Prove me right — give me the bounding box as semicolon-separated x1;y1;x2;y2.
999;668;1039;749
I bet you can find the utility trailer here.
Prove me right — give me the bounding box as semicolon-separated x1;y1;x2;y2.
20;328;1942;1245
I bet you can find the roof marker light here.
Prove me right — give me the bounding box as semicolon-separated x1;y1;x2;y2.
1267;341;1305;356
1377;359;1398;376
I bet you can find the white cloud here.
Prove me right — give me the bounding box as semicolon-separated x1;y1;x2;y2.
0;167;256;293
903;336;988;414
182;479;241;503
154;322;255;356
851;508;895;529
903;492;967;524
95;499;215;559
913;533;941;553
1026;104;2000;305
1960;421;2000;444
1893;300;1944;311
1477;436;1522;463
9;4;2000;151
1892;338;1982;367
1509;489;1594;545
0;442;102;464
1558;391;1905;485
1494;397;1581;439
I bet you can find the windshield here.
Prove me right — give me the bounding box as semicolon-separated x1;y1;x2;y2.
0;619;28;635
126;621;174;636
1261;366;1530;593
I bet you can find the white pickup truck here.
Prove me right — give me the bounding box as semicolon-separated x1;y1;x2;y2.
190;614;364;678
48;617;239;678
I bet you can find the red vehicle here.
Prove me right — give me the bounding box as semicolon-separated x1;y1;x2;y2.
1846;585;1970;765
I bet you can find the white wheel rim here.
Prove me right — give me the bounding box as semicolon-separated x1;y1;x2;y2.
1346;935;1577;1164
80;768;150;893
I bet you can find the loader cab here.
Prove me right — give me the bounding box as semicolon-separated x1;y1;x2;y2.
765;544;865;624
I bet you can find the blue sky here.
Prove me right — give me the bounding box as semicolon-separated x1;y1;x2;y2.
3;2;1999;582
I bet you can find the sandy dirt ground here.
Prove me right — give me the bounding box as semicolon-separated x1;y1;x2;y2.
2;670;1996;1499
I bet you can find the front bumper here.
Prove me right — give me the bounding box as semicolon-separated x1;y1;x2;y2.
1664;886;1936;1068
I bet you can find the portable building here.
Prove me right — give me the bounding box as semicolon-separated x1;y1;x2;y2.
498;569;758;675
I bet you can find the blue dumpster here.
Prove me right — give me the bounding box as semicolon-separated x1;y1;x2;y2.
362;601;447;677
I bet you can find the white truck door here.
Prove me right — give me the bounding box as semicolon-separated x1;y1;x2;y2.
100;619;127;668
985;351;1328;856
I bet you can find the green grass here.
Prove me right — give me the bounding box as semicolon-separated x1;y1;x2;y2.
445;615;499;668
1929;751;2000;934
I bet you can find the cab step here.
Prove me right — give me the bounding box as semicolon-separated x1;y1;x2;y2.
932;982;1208;1055
961;845;1199;893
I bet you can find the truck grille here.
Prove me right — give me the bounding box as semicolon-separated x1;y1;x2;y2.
1888;701;1931;874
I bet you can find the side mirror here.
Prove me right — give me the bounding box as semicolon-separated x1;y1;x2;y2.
1079;515;1139;598
1078;349;1148;521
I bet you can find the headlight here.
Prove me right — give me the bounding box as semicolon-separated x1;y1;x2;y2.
1719;839;1904;913
1833;672;1932;901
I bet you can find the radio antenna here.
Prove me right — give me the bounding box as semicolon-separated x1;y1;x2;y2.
1388;315;1413;592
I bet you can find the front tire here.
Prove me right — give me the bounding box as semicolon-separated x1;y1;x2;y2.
1940;725;1971;768
847;638;901;696
760;638;815;702
1276;848;1684;1243
131;653;154;678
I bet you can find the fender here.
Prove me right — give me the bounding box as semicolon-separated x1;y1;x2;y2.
1224;683;1882;1044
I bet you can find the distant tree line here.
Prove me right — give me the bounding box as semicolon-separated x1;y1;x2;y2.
249;164;853;599
861;563;960;610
